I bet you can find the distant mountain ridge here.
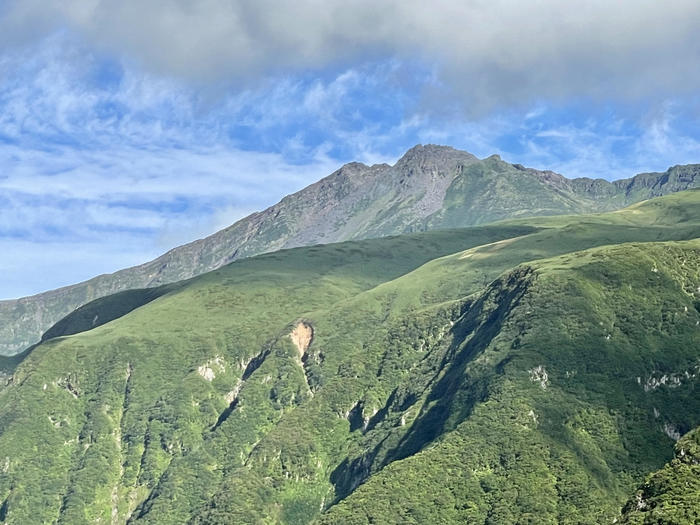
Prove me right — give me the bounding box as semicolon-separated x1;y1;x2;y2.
1;144;699;355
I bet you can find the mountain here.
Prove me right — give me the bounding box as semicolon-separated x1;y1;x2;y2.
0;190;698;523
1;146;699;357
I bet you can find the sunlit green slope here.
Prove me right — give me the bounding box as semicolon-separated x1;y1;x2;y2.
320;239;700;524
619;426;700;524
0;191;698;524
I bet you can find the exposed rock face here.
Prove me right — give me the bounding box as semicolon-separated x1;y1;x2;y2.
1;145;699;355
290;322;314;359
197;356;225;382
529;365;549;389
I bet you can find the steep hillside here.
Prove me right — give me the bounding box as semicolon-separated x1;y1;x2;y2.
1;146;699;356
320;240;700;523
619;426;700;524
0;192;698;524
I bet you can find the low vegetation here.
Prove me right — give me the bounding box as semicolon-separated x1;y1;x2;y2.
0;191;698;523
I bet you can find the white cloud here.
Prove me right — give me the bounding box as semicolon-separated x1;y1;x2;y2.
2;1;699;110
0;140;342;297
0;37;353;297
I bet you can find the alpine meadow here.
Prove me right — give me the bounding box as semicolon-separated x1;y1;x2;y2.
2;1;700;524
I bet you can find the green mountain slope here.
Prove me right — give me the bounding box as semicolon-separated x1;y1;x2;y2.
619;426;700;524
320;240;700;524
1;145;698;356
0;191;698;524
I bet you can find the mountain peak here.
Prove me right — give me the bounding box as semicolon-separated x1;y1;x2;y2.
394;144;477;168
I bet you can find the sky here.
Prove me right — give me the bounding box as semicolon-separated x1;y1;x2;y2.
1;1;699;299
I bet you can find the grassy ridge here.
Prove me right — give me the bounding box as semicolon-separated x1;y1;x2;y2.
0;191;698;523
320;240;700;523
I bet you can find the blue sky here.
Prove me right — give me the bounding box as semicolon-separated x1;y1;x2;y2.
1;1;699;299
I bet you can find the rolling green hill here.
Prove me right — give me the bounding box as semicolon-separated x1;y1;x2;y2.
0;191;698;523
2;145;699;357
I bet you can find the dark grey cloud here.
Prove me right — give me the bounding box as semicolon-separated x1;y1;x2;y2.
2;1;699;110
